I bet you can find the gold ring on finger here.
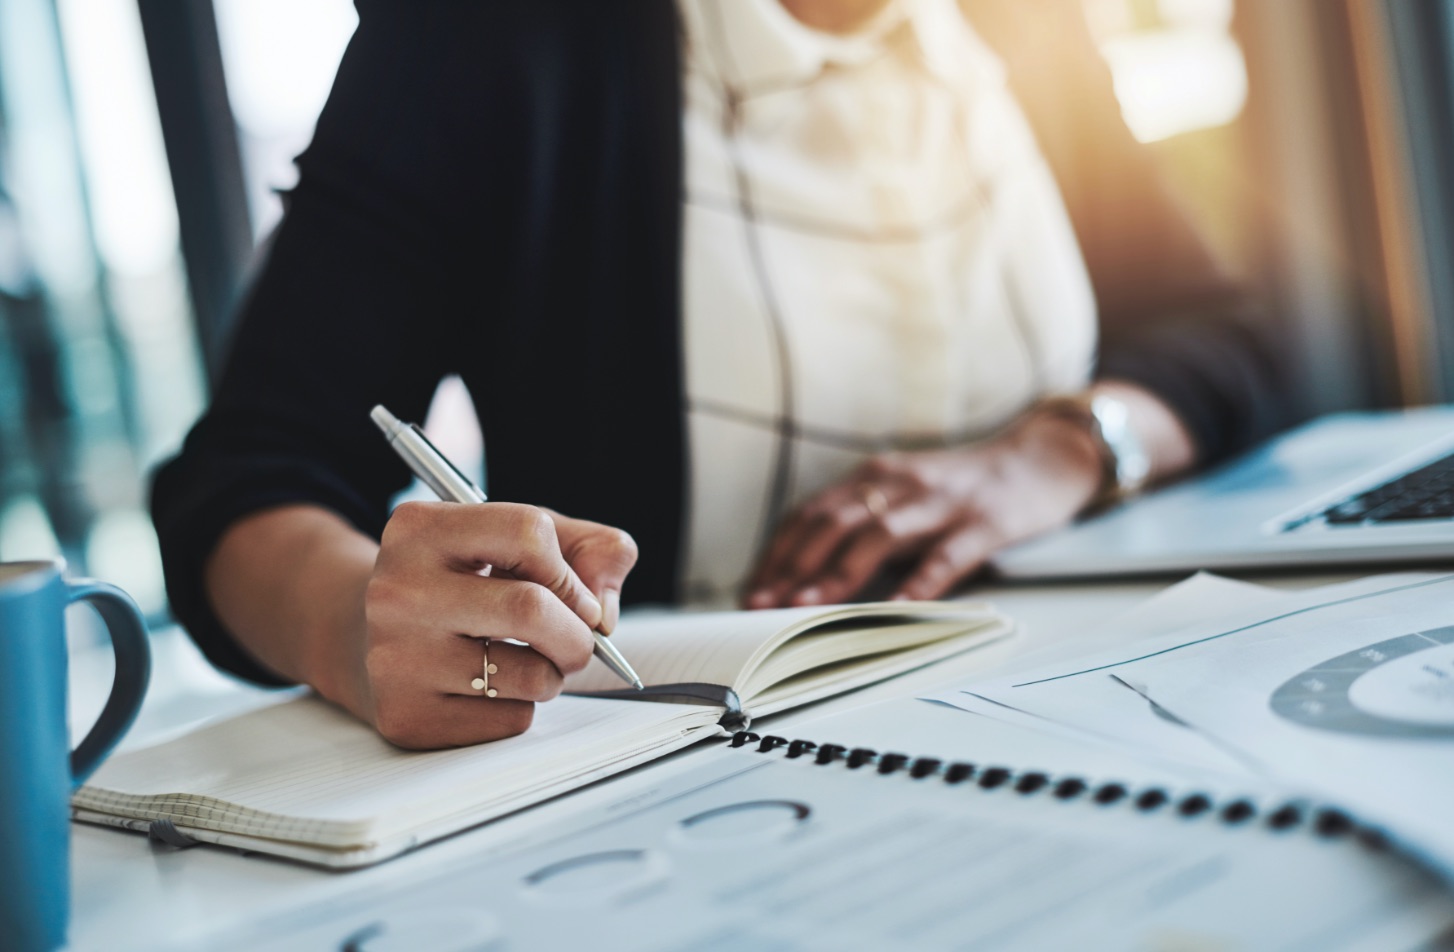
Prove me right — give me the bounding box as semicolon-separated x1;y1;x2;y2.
470;637;499;697
859;486;890;520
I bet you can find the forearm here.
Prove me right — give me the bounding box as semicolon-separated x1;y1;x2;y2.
204;506;378;718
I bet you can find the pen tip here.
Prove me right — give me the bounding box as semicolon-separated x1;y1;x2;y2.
632;679;645;691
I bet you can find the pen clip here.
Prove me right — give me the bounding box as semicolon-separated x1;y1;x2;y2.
404;423;487;504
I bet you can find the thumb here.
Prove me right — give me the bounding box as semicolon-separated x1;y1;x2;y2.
546;511;640;635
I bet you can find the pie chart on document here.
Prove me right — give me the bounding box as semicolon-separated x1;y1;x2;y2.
1270;624;1454;739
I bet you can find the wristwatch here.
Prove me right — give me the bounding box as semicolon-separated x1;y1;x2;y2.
1036;393;1151;508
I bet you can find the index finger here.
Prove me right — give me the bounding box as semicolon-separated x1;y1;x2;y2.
385;501;604;629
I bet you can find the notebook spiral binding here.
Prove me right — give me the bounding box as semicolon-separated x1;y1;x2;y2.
727;731;1392;853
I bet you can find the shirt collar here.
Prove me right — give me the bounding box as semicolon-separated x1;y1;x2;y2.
688;0;981;92
907;0;1003;87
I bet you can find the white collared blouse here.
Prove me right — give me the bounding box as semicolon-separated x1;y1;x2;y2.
677;0;1098;605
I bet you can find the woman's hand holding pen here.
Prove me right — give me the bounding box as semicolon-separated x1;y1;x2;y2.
205;502;638;751
360;503;639;749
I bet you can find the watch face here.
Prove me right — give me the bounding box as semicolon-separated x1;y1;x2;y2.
1269;625;1454;739
1091;395;1150;492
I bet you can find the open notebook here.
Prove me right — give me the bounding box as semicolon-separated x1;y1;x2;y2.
73;601;1010;867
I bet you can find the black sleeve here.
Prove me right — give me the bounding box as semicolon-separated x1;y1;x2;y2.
969;0;1294;464
151;2;513;685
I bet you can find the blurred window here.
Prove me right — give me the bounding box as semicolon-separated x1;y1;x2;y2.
0;0;205;620
1083;0;1248;143
1082;0;1254;282
212;0;357;239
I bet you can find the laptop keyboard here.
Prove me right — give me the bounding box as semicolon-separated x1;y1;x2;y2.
1319;451;1454;525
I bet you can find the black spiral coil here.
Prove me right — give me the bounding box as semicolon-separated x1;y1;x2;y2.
728;731;1390;851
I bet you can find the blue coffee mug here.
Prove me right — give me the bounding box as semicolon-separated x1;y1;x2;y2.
0;560;151;952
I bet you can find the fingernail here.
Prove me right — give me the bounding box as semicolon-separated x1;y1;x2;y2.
746;590;773;609
891;592;914;601
794;587;823;606
601;588;620;635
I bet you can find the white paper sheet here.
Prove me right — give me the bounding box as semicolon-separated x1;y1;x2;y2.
1119;572;1454;878
198;708;1454;952
925;573;1297;775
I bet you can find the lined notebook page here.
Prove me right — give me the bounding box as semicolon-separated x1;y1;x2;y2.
74;695;711;848
564;602;1004;697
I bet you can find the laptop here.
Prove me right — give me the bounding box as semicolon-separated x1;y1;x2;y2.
994;405;1454;579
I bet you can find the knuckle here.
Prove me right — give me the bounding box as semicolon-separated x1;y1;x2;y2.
607;528;640;563
560;634;595;675
924;549;962;577
525;661;563;701
979;521;1010;550
363;575;408;627
510;505;558;551
860;456;894;478
363;641;403;683
543;630;593;674
842;550;886;582
863;520;897;545
373;702;427;749
384;500;430;540
783;552;816;577
506;581;556;629
902;469;932;493
484;703;535;740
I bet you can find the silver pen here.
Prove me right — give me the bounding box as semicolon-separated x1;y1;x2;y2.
370;404;645;690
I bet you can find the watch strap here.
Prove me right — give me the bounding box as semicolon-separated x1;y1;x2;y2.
1033;393;1151;509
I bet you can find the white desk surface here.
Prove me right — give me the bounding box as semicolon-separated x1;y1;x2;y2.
64;574;1345;951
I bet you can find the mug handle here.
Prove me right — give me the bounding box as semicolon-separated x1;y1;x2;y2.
66;579;152;786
